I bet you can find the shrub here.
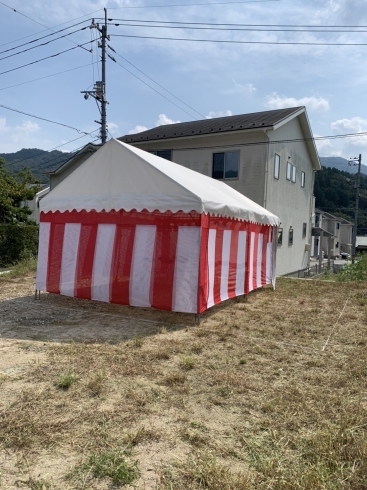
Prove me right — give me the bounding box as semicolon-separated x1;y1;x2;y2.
0;224;38;266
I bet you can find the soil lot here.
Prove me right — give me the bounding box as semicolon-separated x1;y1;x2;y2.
0;274;366;489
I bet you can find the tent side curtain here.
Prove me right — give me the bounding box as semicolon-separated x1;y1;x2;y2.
36;210;277;314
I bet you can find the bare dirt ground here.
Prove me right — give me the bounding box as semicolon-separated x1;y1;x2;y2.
0;274;366;489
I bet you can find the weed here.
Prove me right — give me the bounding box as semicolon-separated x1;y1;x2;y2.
163;373;187;385
158;451;250;489
86;371;106;397
191;342;203;354
179;356;195;371
239;358;247;365
132;336;144;348
54;373;78;390
70;450;139;485
23;478;54;490
0;373;9;385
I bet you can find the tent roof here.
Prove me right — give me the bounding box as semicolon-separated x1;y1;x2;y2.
41;139;279;226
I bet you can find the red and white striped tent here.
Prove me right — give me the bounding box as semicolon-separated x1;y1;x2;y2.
36;139;279;314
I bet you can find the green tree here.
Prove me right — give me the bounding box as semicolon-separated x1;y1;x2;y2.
0;157;40;224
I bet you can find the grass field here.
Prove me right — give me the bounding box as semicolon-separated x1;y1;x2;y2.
0;275;366;489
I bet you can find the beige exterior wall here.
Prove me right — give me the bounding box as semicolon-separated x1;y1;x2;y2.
133;130;268;206
263;118;315;275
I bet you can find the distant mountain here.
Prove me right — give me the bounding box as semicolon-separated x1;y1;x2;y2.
320;156;367;175
0;148;72;183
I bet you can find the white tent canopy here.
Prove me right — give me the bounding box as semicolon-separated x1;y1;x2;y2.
41;139;279;226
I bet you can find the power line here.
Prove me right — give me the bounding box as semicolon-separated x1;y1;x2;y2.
0;10;101;49
0;25;90;62
0;103;90;134
0;41;93;76
110;48;205;118
0;20;89;56
0;1;92;53
111;34;367;46
0;62;98;91
107;20;367;33
4;131;100;169
108;0;281;9
105;18;367;29
123;131;367;151
111;57;199;120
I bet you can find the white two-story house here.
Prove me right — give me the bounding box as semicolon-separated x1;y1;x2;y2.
120;107;321;276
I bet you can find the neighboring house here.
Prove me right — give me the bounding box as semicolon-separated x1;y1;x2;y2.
356;236;367;253
45;143;101;191
312;208;353;258
22;185;49;224
119;107;321;276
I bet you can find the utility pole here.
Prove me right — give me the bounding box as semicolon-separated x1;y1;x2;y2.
81;8;108;144
349;153;362;259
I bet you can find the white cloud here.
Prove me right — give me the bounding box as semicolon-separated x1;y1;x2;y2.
206;110;232;119
330;116;367;150
265;93;330;112
0;117;51;153
128;125;149;135
108;122;119;136
155;114;180;126
128;114;180;135
231;81;257;94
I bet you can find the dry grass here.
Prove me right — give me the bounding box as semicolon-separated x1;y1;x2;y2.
1;277;367;488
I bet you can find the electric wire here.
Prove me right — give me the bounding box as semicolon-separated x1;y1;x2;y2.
107;0;281;9
0;41;93;76
107;21;367;33
0;10;100;49
110;47;205;118
0;103;90;134
0;25;90;62
0;1;93;53
4;131;100;170
0;20;89;56
123;131;367;151
105;18;367;29
0;62;98;91
110;34;367;46
111;57;199;120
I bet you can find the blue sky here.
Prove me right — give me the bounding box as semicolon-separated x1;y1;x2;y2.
0;0;366;160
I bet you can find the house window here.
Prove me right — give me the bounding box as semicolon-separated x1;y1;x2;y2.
291;165;296;183
302;222;307;238
286;161;291;181
278;228;283;246
301;171;305;188
288;228;294;246
274;154;280;180
337;223;340;230
212;151;239;180
149;150;172;161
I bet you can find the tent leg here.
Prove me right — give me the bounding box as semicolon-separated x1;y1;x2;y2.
195;314;201;325
34;289;41;300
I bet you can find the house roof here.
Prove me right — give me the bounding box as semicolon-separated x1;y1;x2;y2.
44;142;101;175
41;138;279;226
119;107;303;144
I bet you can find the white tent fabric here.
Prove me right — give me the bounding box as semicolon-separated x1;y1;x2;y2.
41;139;279;227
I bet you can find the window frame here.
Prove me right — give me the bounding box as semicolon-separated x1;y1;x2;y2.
148;149;172;161
212;150;240;180
288;228;294;246
301;171;305;188
302;222;307;239
277;228;283;246
291;165;297;183
274;153;280;180
286;161;292;181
